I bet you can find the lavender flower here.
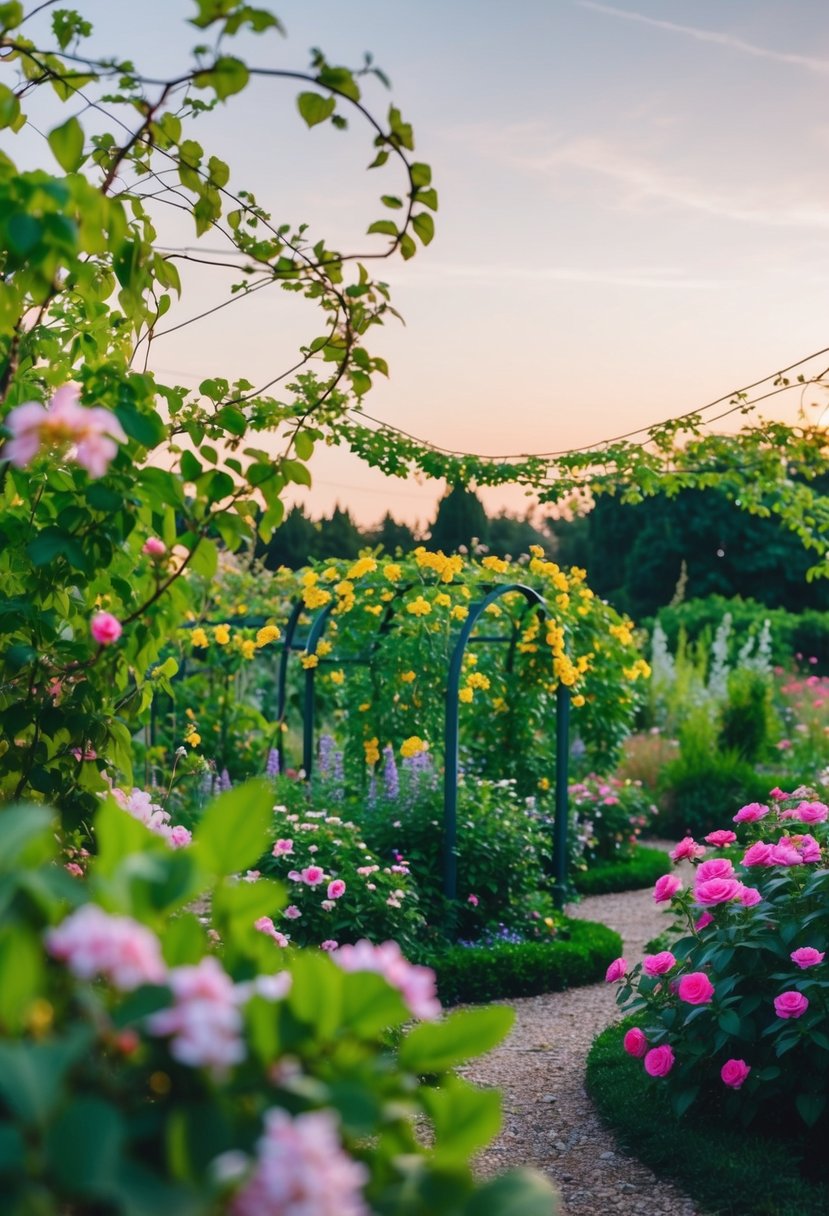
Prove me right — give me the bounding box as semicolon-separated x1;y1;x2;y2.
318;733;336;779
219;768;233;792
265;748;280;778
382;744;399;801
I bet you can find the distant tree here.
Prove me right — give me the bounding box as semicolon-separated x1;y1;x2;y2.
370;511;417;554
315;505;364;560
260;505;319;570
487;511;551;559
428;484;489;552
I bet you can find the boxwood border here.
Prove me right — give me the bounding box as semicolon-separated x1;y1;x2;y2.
572;844;670;896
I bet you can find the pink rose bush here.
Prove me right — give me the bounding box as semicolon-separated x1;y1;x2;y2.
3;383;127;478
607;787;829;1127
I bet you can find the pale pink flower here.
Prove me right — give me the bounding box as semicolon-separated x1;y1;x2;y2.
320;940;339;952
721;1059;751;1089
333;939;440;1020
230;1108;369;1216
169;825;192;848
273;839;294;856
467;893;479;906
321;899;336;911
148;957;245;1072
45;904;166;991
643;1044;675;1077
284;906;301;920
90;612;122;645
653;874;682;903
774;991;809;1019
704;830;737;847
696;858;734;883
301;865;325;887
670;837;706;863
142;537;166;557
623;1027;648;1057
254;917;290;948
733;802;770;824
694;877;744;906
4;384;128;476
327;879;346;900
604;957;627;983
287;870;302;881
234;972;292;1005
64;862;84;878
642;951;676;977
791;947;825;969
678;972;715;1005
780;801;828;824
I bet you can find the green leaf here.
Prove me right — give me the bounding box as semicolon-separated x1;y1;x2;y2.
340;971;409;1037
463;1169;558;1216
381;194;404;209
180;450;202;481
0;82;21;130
280;459;311;487
0;1027;93;1128
294;430;315;461
400;1005;514;1073
0;805;55;871
205;57;249;101
0;929;44;1032
421;1074;502;1160
297;92;336;128
115;403;166;448
288;951;343;1039
47;115;85;172
399;232;417;260
195;779;274;876
367;219;398;237
0;3;24;33
717;1008;742;1037
46;1097;125;1196
416;187;439;211
795;1092;826;1127
412;211;435;245
410;162;432;188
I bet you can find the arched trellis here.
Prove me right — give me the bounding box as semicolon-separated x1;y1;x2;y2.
278;581;572;914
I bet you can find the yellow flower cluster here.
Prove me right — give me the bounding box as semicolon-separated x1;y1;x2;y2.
466;671;491;691
413;547;463;583
348;556;378;579
256;625;280;647
191;627;209;648
363;736;380;766
623;658;651;681
300;654;319;669
406;596;431;617
383;563;402;582
303;585;332;610
401;670;416;683
330;669;345;685
214;624;231;645
184;721;201;748
400;735;428;758
459;687;473;703
610;621;634;647
481;555;509;574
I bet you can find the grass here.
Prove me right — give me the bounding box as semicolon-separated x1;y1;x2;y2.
572;844;670;896
586;1024;829;1216
418;917;622;1006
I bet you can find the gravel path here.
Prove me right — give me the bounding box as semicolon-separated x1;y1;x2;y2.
460;859;710;1215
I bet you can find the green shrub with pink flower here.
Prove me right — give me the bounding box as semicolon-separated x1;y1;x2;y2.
605;786;829;1130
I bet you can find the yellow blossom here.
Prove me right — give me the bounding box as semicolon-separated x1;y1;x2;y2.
406;596;431;617
538;776;551;791
401;671;416;683
191;627;209;648
451;605;468;620
484;602;502;617
380;590;394;601
256;625;280;647
466;672;490;690
383;563;402;582
572;694;586;707
400;735;427;758
185;708;195;720
348;556;378;579
300;654;319;669
330;669;345;685
335;580;354;597
435;592;451;607
240;639;256;660
301;570;319;587
187;732;201;748
459;687;474;703
364;604;383;616
236;602;247;614
363;737;380;766
323;566;340;581
358;702;371;712
609;622;634;647
303;586;332;610
481;555;509;573
316;639;333;656
214;624;231;645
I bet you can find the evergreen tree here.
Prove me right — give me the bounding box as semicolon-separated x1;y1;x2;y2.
428;484;489;552
487;511;551;559
259;505;318;570
370;512;417;554
314;505;364;560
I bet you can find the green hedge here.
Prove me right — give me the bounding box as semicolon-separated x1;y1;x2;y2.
586;1024;829;1216
418;918;622;1006
572;845;670;896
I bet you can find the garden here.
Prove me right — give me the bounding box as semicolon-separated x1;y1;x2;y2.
2;2;829;1214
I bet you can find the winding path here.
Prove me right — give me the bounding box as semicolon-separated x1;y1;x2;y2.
460;875;710;1215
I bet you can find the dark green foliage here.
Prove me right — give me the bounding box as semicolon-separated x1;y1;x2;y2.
427;483;489;552
369;511;417;553
258;504;318;569
487;511;551;560
657;752;779;838
718;668;771;761
572;845;669;896
416;919;622;1005
314;505;363;560
586;1025;829;1216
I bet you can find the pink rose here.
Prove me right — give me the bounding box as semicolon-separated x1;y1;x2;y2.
642;951;677;977
169;825;191;848
320;940;339;952
738;886;762;907
643;1044;675;1077
742;841;774;867
694;877;743;906
768;841;804;866
327;879;346;900
653;874;682;903
605;957;627;983
273;839;294;856
769;787;788;800
774;991;809;1019
790;947;825;970
283;906;301;920
90;612;122;645
670;837;705;863
467;893;479;906
695;911;714;931
733;802;770;823
678;972;715;1005
720;1059;751;1090
623;1027;648;1058
301;866;325;887
794;834;821;864
704;830;737;847
696;858;734;883
142;537;166;557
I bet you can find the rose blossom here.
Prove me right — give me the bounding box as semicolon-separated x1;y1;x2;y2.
90;612;123;645
790;947;825;969
733;802;770;824
768;841;804;866
695;911;714;931
694;877;744;906
678;972;715;1005
327;879;346;900
721;1059;751;1090
793;834;821;864
3;384;127;477
643;1044;675;1077
642;951;676;977
739;886;762;907
704;830;737;847
604;957;627;983
670;837;706;863
320;940;339;951
774;991;809;1019
272;839;293;856
283;906;301;920
333;940;440;1020
142;537;166;557
254;917;289;948
45;904;166;990
742;841;774;867
147;957;245;1072
301;865;325;887
623;1027;648;1057
780;801;828;824
653;874;682;903
696;858;735;883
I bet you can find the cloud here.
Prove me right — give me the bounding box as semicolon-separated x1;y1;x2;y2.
578;1;829;74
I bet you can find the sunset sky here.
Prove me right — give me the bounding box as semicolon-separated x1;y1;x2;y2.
17;0;829;526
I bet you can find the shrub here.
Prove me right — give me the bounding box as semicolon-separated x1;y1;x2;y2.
605;786;829;1132
657;750;780;838
418;919;622;1005
0;787;556;1216
587;1024;829;1216
718;668;773;761
615;730;680;793
569;773;657;864
571;845;670;896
